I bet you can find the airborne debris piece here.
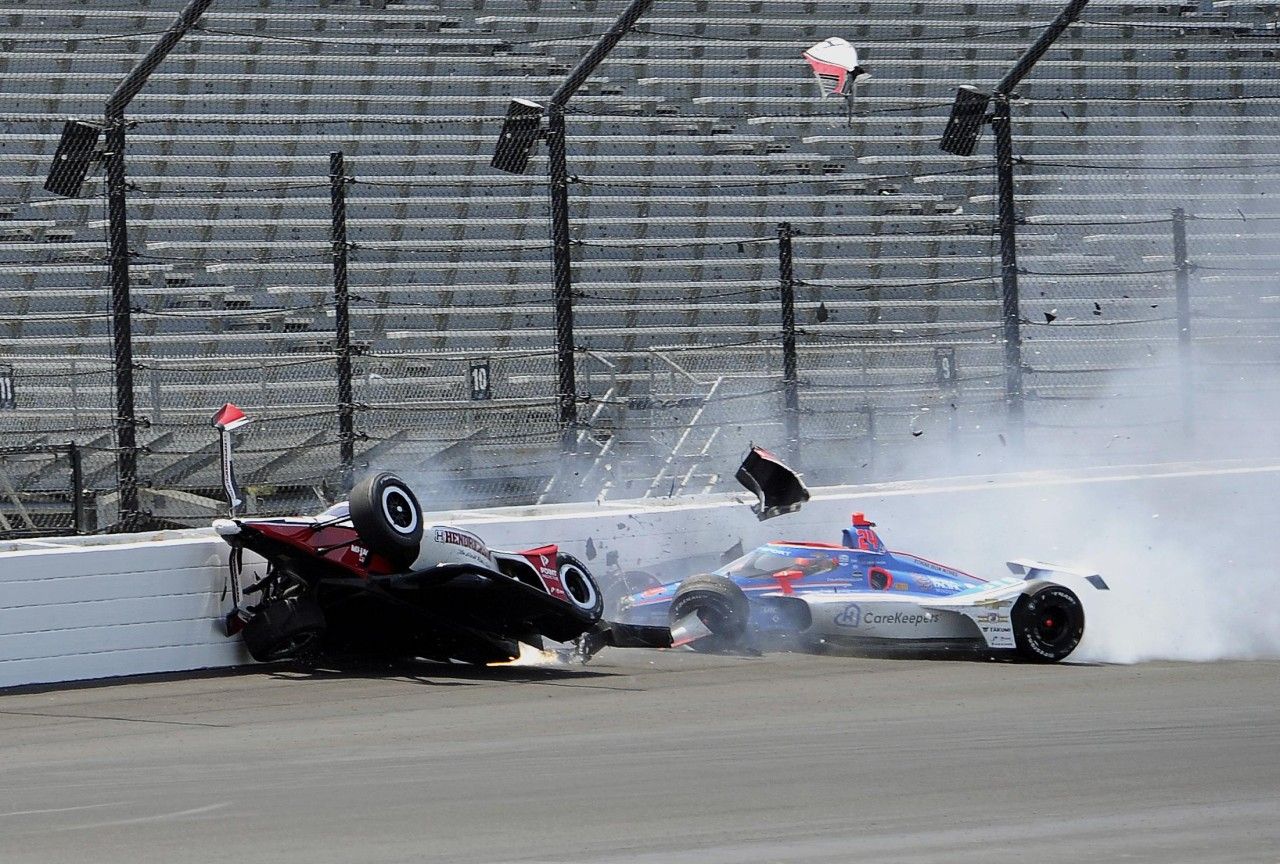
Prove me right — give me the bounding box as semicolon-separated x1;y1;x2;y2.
735;446;811;521
1044;310;1058;324
802;37;870;97
611;513;1106;664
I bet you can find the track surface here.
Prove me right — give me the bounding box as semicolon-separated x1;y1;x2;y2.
3;652;1279;863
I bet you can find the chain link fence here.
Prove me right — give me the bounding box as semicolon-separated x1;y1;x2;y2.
1;1;1278;532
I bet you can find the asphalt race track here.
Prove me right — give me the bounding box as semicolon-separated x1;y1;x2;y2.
2;652;1279;864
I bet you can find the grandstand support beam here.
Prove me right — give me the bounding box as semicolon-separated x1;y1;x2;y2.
1172;207;1194;439
992;96;1024;437
547;0;657;439
331;151;355;489
777;222;801;464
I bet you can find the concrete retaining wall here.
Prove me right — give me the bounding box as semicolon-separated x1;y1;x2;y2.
3;459;1275;689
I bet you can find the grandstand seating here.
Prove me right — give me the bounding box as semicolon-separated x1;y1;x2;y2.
1;0;1278;523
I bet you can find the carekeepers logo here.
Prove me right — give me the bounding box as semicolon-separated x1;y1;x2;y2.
834;604;862;628
835;606;937;628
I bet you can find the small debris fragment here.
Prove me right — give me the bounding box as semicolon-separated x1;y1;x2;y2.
816;302;830;323
1044;310;1057;324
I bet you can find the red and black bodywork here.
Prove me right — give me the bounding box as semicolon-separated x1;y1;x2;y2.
215;473;608;666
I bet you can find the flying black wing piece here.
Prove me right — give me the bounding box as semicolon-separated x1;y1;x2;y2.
735;446;810;521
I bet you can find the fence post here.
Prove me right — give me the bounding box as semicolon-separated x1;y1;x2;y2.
330;150;355;489
777;222;801;464
104;119;139;527
68;442;85;534
548;105;578;442
1172;207;1194;438
992;95;1025;445
97;0;216;529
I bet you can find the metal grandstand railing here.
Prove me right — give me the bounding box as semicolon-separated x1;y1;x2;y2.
1;0;1279;534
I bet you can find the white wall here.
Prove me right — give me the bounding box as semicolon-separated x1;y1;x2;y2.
3;458;1276;689
0;535;249;690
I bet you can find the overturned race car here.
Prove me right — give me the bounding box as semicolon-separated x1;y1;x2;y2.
215;471;606;666
209;404;607;666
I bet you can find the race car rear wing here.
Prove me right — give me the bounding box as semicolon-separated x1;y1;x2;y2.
1007;559;1109;591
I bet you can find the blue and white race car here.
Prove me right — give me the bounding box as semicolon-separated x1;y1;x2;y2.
611;512;1108;663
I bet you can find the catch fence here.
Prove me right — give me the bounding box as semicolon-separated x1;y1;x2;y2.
1;0;1278;532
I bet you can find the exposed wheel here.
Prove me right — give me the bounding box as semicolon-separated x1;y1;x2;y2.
557;553;604;621
349;471;423;566
669;574;750;653
1012;585;1084;663
242;596;327;663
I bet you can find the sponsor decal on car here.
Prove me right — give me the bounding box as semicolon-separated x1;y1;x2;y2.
351;544;370;565
833;605;937;628
862;610;937;626
834;603;862;627
435;528;489;558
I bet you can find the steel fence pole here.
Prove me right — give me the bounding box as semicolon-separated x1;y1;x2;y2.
547;106;577;435
992;95;1024;443
778;222;801;464
544;0;657;447
69;442;85;534
98;0;217;530
104;120;139;526
330;151;355;488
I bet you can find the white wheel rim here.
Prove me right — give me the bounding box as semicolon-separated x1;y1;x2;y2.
559;563;598;611
381;485;419;536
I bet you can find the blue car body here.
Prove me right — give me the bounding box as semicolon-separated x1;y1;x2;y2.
613;513;1105;660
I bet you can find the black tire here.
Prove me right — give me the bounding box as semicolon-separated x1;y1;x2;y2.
242;596;327;663
669;574;750;653
349;471;423;566
1012;585;1085;663
557;553;604;621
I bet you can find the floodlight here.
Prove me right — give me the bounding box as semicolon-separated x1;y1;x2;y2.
939;86;992;157
44;119;103;197
803;38;871;98
490;98;545;175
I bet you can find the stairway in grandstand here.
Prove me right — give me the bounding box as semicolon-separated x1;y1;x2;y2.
1;0;1278;522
